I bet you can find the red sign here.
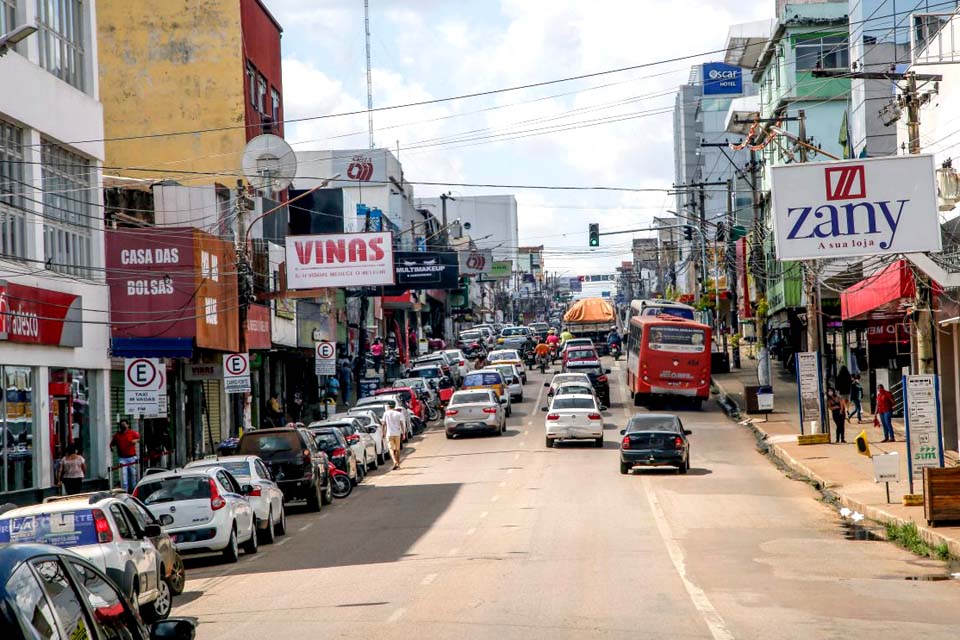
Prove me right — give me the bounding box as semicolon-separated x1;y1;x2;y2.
284;232;394;289
245;304;272;350
824;165;866;201
867;320;910;345
0;280;82;347
346;155;374;181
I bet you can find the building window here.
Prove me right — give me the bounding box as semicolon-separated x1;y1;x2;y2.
0;366;36;493
41;141;93;277
795;35;849;71
257;75;267;114
271;88;280;122
246;61;257;108
0;119;26;260
36;0;86;91
1;0;16;36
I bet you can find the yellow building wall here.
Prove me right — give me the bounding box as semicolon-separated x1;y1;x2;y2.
97;0;246;184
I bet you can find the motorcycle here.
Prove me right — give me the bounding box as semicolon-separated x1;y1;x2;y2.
548;343;558;364
328;462;352;499
610;343;621;361
537;353;548;374
524;349;537;371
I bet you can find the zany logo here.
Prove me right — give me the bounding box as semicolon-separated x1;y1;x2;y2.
785;164;906;251
346;155;374;181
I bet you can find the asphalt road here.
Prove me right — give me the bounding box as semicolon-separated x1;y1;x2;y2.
174;359;960;639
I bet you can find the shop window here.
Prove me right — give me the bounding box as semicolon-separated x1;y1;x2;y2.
49;368;94;483
1;366;35;493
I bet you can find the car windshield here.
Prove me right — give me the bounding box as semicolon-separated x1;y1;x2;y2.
566;349;596;360
384;389;412;403
501;328;525;336
566;364;602;376
646;325;706;352
452;392;493;404
137;476;212;505
353;405;386;418
642;306;695;320
394;378;424;389
311;431;341;449
556;386;593;396
627;416;680;432
488;351;518;362
188;461;250;478
493;366;515;380
464;372;502;386
460;331;481;341
411;367;441;378
551;397;596;410
239;432;300;455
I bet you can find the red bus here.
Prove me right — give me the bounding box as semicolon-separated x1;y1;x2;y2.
625;315;712;408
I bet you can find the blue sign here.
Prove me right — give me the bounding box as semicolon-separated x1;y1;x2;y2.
0;510;99;547
601;291;611;298
702;62;742;96
355;204;384;231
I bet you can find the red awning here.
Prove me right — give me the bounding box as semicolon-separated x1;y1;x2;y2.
840;260;934;321
382;291;416;309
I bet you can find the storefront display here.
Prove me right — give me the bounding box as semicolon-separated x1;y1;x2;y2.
1;366;35;493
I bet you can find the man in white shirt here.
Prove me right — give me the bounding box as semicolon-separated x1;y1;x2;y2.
383;405;405;470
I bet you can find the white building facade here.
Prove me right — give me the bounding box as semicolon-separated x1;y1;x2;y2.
0;0;110;501
414;194;519;269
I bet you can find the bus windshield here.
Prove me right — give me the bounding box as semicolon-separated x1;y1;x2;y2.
642;306;695;320
646;325;706;353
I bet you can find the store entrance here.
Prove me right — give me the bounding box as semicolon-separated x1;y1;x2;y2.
49;381;74;485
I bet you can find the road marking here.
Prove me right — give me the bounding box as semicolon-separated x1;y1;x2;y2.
514;452;521;460
641;478;734;640
299;522;314;532
491;495;499;502
448;547;460;556
523;430;529;435
387;608;406;622
506;468;514;475
498;480;506;488
276;538;290;546
479;511;489;519
421;573;438;585
466;527;476;536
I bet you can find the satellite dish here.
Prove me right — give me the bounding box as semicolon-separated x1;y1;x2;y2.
241;134;297;193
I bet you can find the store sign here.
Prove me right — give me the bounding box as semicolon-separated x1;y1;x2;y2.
0;280;82;347
124;358;163;415
796;352;824;434
489;261;512;279
315;341;336;376
245;304;272;350
285;231;395;288
771;156;941;261
330;150;387;185
866;320;909;345
223;353;251;394
393;251;460;289
903;374;944;493
458;249;493;276
184;363;221;381
702;61;743;95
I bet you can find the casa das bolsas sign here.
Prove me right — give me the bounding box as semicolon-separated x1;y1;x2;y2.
770;155;942;261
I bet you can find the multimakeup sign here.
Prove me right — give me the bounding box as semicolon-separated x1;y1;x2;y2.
770;155;942;261
285;231;395;288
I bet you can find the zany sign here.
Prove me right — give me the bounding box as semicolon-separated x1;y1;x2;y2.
770;155;942;261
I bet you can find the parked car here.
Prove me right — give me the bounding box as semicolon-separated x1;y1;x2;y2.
354;395;413;439
113;492;186;595
620;413;692;474
562;359;612;407
0;544;197;640
185;455;287;544
488;363;524;401
237;427;332;511
134;466;258;563
310;418;377;477
444;389;506;438
441;349;470;382
333;410;386;465
309;426;359;485
464;369;512;416
393;377;438;408
0;493;172;621
407;365;456;404
542;393;605;448
375;386;425;422
413;352;454;381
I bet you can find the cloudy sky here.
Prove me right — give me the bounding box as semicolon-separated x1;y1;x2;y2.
267;0;771;282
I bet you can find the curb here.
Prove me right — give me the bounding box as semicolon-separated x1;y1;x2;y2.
713;376;960;559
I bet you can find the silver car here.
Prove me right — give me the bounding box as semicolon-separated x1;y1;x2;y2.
444;389;506;438
309;418;378;476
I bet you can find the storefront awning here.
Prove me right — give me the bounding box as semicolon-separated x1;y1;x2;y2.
382;291;417;309
840;260;941;320
111;338;193;358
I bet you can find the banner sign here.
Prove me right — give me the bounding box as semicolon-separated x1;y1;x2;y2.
489;261;512;279
245;304;272;350
903;374;944;494
702;61;743;95
796;352;824;434
458;249;493;276
393;251;460;289
285;232;394;288
0;280;82;347
0;511;99;547
315;341;336;376
184;363;221;381
124;358;164;415
223;353;251;394
771;155;941;261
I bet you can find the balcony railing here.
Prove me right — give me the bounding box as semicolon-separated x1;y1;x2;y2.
912;12;960;65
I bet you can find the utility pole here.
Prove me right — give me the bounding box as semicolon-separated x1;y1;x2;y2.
797;110;820;360
726;178;740;368
235;180;252;435
439;192;453;248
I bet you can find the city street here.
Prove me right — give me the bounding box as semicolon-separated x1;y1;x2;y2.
173;360;960;640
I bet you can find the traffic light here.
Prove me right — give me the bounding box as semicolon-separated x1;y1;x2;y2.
683;225;693;241
588;223;600;247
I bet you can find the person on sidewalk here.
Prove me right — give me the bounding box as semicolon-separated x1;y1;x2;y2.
57;444;86;495
847;374;863;423
383;404;405;469
876;384;895;442
370;337;384;373
110;420;140;491
826;388;847;443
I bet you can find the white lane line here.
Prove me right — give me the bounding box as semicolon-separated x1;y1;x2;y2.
523;430;529;436
479;511;489;519
641;478;734;640
466;527;476;536
514;452;521;460
387;608;406;622
491;495;499;502
276;537;290;546
447;547;460;556
421;573;438;586
506;468;515;475
498;480;506;488
299;522;314;532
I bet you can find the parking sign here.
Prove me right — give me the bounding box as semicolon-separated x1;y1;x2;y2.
223;353;251;394
315;341;336;376
124;358;163;415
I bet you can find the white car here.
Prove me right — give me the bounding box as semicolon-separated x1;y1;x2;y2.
553;381;597;400
442;349;470;381
544;372;593;397
185;455;286;544
334;410;386;465
543;393;605;448
0;493;171;621
310;418;377;475
354;395;413;439
134;466;258;563
487;349;522;364
488;363;524;401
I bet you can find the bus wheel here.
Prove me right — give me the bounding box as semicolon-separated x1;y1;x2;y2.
692;398;703;411
633;393;645;407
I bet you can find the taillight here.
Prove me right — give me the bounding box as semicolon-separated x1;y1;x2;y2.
445;409;459;416
347;435;360;444
209;478;226;510
546;413;560;421
482;407;498;414
674;436;684;449
248;484;262;497
459;360;465;366
588;413;602;420
596;375;608;383
93;509;113;543
131;486;140;498
303;449;312;465
621;436;631;449
331;447;346;458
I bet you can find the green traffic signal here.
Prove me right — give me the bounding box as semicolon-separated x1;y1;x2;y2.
588;223;599;247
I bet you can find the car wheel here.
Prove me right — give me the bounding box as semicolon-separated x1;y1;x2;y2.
321;477;333;505
620;461;630;475
678;457;689;474
276;505;287;536
357;458;366;481
242;520;259;554
519;393;524;402
167;555;185;596
506;406;512;417
260;509;276;544
222;528;239;563
545;436;552;448
594;436;604;448
445;432;453;439
142;576;171;622
377;451;385;465
306;482;322;512
368;452;377;471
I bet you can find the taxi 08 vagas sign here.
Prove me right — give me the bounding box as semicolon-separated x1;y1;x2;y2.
770;155;942;261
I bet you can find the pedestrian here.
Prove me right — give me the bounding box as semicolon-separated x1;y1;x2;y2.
267;391;284;423
826;388;847;444
57;443;86;495
835;365;852;399
326;376;340;406
876;384;895;442
383;403;405;470
848;374;863;423
408;328;419;357
339;358;353;405
370;337;384;373
291;390;304;422
109;419;140;491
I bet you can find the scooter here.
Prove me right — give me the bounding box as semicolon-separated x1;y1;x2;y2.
328;462;352;499
524;349;537;371
610;343;621;361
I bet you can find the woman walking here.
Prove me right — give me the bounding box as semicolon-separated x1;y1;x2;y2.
58;444;86;495
827;388;847;444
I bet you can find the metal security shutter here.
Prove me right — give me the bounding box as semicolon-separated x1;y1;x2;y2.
202;380;221;455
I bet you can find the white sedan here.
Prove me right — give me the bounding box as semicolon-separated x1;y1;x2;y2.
442;349;470;381
185;455;286;544
542;393;605;448
544;372;593;397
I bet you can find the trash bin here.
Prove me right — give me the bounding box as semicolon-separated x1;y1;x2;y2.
711;351;730;375
744;385;760;413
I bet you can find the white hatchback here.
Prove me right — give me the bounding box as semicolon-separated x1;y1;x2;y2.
134;466;258;563
0;492;171;621
185;456;287;544
543;393;605;448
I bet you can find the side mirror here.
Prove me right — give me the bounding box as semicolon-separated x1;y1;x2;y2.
143;524;162;538
241;484;255;495
683;429;692;436
150;618;197;640
599;405;608;412
541;406;548;412
158;514;174;526
619;429;626;436
604;368;612;374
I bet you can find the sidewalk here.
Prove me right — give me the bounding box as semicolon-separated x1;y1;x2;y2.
713;355;960;557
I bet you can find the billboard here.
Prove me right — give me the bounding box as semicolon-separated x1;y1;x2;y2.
0;281;82;347
393;251;460;289
702;62;743;95
458;249;493;276
489;261;512;279
770;155;942;261
285;231;395;288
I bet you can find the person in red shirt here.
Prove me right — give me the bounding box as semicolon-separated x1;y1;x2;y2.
110;420;141;491
876;384;895;442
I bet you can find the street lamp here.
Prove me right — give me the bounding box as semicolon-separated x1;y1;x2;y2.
0;24;38;57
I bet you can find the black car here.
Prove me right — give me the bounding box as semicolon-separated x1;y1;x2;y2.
238;427;332;511
563;360;611;406
309;426;360;484
619;413;692;475
0;543;196;640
